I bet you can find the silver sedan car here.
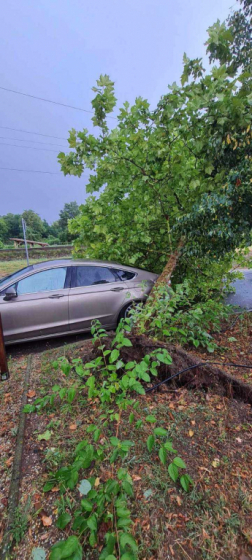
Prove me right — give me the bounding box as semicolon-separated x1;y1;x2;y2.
0;259;158;344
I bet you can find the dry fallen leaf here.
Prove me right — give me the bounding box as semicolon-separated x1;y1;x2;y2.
41;515;52;527
6;457;13;468
191;420;196;426
188;430;194;437
236;437;242;443
132;475;142;482
94;477;100;487
69;423;77;431
27;390;36;398
212;459;220;468
202;528;210;540
176;495;182;506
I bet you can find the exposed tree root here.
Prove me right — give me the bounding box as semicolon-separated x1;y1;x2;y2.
80;333;252;406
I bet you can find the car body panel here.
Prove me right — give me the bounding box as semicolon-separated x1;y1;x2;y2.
69;283;129;330
0;288;70;342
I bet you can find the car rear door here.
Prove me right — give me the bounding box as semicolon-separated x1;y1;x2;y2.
0;266;70;343
69;265;129;331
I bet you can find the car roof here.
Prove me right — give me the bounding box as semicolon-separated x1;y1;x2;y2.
30;258;139;272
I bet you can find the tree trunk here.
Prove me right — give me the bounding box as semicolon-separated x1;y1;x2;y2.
149;238;184;298
138;238;184;332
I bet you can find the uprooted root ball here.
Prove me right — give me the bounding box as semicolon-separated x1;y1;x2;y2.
73;333;252;406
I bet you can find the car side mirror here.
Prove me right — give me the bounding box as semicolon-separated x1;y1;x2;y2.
4;286;17;301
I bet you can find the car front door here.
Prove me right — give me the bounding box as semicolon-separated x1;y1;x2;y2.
0;266;70;343
69;266;129;331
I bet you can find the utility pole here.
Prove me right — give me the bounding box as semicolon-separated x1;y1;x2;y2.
0;313;9;381
22;217;29;266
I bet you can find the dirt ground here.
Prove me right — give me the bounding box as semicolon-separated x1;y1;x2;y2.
0;318;251;560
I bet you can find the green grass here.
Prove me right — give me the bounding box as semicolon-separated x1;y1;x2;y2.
0;259;47;278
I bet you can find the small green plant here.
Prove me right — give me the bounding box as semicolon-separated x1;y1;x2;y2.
25;320;193;559
146;426;193;492
131;281;229;352
10;501;30;544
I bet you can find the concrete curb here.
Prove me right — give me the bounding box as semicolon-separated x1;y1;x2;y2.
0;355;32;560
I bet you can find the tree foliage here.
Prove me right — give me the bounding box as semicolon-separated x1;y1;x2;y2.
59;0;252;278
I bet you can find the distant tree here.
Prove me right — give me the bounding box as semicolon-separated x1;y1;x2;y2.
58;202;79;242
2;213;22;241
22;209;45;240
0;218;8;243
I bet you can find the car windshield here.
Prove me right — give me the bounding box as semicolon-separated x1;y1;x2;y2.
0;265;34;288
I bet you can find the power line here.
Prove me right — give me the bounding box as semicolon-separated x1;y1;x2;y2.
0;141;61;153
0;135;68;147
0;135;68;148
0;125;68;140
0;166;62;174
0;86;117;119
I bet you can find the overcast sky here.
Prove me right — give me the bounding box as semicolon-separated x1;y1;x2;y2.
0;0;233;223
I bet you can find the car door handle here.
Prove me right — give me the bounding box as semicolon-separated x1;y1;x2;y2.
110;287;124;291
49;294;65;299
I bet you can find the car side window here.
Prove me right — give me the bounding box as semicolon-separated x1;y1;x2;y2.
114;269;135;281
75;266;120;287
17;268;67;295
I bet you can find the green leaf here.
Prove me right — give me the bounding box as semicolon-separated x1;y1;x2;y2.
159;446;167;465
80;444;94;468
121;554;135;560
56;513;72;530
89;531;97;547
87;514;97;532
180;474;193;492
43;481;55;492
110;349;120;363
122;480;134;497
78;479;92;496
129;412;134;424
93;428;101;442
81;499;93;512
156;352;172;365
117;518;132;528
125;362;135;370
147;434;155;452
121;338;133;347
146;415;157;423
49;536;82;560
164;441;177;453
32;548;46;560
23;404;36;413
117;507;131;518
110;436;120;447
38;430;52;441
168;462;179;482
173;457;187;469
67;387;76;403
120;532;138;552
154;427;167;437
104;556;117;560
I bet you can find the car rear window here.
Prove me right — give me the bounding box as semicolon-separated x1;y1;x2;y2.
114;269;135;281
74;266;120;287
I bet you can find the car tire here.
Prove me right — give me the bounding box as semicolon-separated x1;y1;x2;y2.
118;300;142;323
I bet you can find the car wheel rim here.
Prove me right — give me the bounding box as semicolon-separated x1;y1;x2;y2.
124;304;133;318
